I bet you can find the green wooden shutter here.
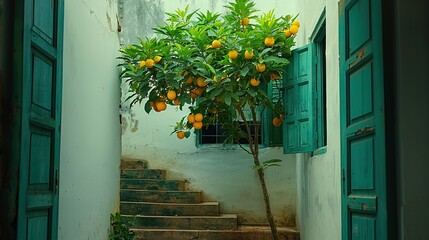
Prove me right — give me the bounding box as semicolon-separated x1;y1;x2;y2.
283;43;317;153
14;0;64;239
339;0;389;238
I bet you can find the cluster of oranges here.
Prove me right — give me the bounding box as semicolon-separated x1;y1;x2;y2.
284;20;300;38
139;56;162;69
187;76;208;99
187;113;204;130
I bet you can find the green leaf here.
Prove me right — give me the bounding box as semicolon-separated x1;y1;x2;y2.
240;66;249;76
144;100;152;114
224;94;232;106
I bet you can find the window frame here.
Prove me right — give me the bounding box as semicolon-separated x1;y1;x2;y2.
311;10;327;155
283;10;327;155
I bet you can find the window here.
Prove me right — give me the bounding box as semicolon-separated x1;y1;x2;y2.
199;120;262;145
198;98;276;146
283;15;326;154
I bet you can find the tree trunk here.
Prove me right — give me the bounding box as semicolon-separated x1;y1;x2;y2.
235;105;279;240
254;156;280;240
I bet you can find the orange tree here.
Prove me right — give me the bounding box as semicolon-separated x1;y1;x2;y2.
119;0;299;239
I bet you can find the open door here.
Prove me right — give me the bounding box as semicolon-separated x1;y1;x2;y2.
339;0;390;239
13;0;64;239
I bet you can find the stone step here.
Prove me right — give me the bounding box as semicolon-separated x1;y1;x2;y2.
120;179;185;191
120;159;148;169
124;214;237;230
120;189;201;203
131;226;300;240
121;201;220;216
120;169;166;180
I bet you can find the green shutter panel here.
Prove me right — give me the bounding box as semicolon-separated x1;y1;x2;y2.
283;43;317;153
14;0;64;239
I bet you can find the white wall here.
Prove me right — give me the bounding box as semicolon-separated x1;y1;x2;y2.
293;0;342;239
119;0;298;226
59;0;121;239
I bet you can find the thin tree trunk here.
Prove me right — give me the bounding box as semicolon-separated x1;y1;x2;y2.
235;105;280;240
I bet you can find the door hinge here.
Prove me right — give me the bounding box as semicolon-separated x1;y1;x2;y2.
55;169;59;194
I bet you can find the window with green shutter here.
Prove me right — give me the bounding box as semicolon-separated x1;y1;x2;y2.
283;17;326;154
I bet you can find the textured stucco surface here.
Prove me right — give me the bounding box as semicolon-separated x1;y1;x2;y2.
293;0;342;239
59;0;121;239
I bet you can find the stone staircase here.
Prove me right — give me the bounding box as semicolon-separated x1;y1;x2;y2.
120;160;299;240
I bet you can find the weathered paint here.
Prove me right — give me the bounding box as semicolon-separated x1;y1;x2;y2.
293;0;342;239
58;0;121;239
119;0;298;226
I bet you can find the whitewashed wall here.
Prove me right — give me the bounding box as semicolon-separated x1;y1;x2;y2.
59;0;121;239
119;0;298;226
293;0;342;239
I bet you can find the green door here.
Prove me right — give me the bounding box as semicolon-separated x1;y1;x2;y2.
339;0;388;239
13;0;64;239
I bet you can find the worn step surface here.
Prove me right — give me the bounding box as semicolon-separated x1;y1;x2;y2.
120;159;148;169
121;169;166;179
132;226;300;240
120;189;202;203
124;214;237;230
121;201;220;216
120;179;186;191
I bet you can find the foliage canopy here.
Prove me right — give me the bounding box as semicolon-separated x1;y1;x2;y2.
119;0;298;139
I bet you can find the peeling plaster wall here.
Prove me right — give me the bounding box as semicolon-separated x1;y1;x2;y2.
293;0;342;239
119;0;298;226
59;0;121;239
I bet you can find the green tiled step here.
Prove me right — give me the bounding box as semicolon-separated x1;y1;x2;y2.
123;214;237;230
120;201;220;216
120;189;201;203
131;226;300;240
121;169;166;179
120;179;185;191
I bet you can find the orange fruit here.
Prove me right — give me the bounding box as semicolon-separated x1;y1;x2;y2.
186;76;194;84
250;78;260;87
196;77;208;87
139;60;146;68
167;90;177;100
228;50;238;59
187;114;195;123
290;25;299;34
155;101;167;111
264;36;275;47
284;29;292;37
244;50;254;59
190;91;199;99
177;131;185;139
241;17;250;26
194;113;203;122
173;99;180;105
292;20;300;28
195;87;205;95
256;63;266;72
272;117;283;127
212;40;221;49
270;73;281;80
145;59;155;68
193;121;203;129
154;56;162;63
